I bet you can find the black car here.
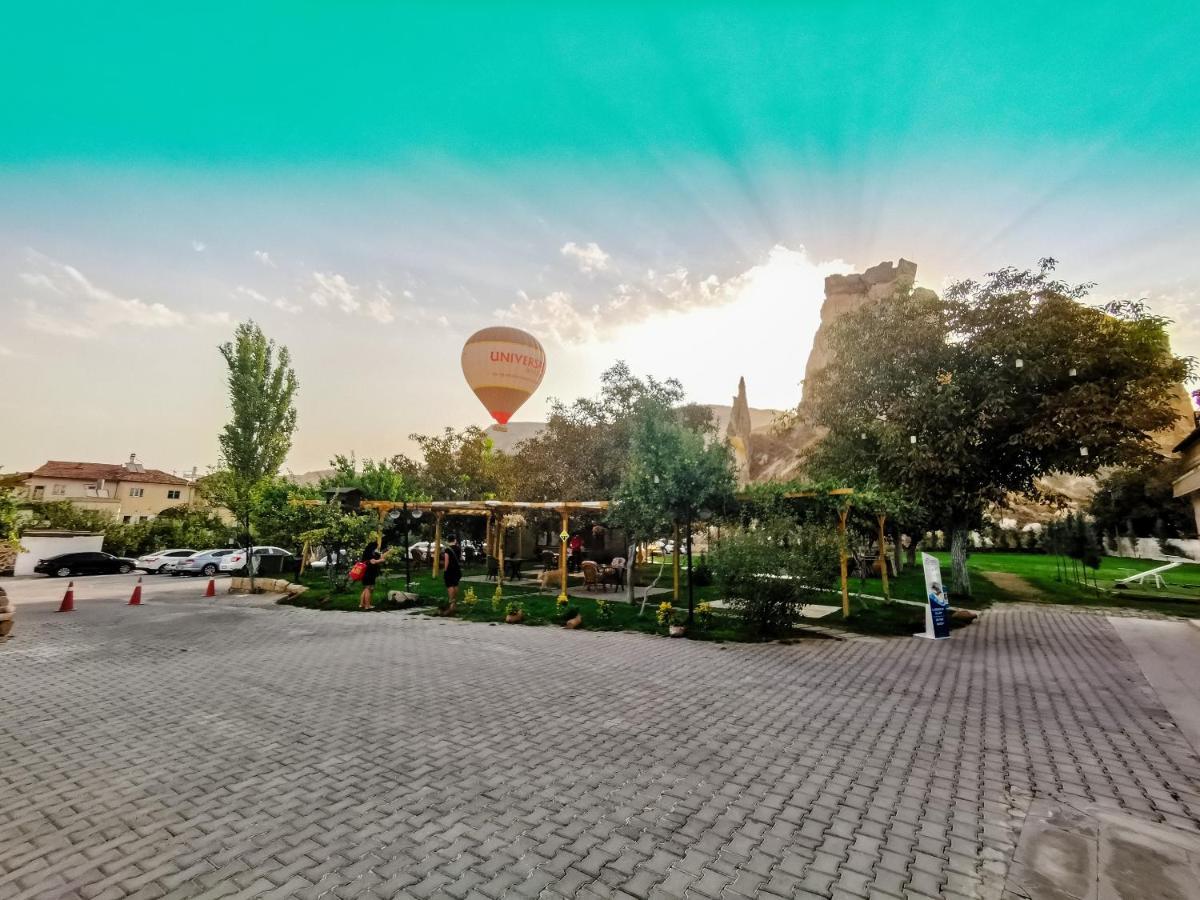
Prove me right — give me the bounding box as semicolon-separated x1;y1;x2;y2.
33;552;137;578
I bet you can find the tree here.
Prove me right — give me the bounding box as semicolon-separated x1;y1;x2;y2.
610;404;736;623
1089;460;1197;542
804;260;1193;597
319;455;423;502
390;427;507;500
507;362;688;501
212;321;299;590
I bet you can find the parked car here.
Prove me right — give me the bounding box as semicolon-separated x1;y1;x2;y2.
135;548;198;574
34;552;137;578
409;539;481;562
172;548;237;577
219;546;294;575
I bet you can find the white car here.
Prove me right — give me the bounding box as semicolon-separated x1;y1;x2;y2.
135;548;199;574
219;546;293;573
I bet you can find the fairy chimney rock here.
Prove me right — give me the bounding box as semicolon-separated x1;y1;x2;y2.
727;376;754;485
803;258;924;401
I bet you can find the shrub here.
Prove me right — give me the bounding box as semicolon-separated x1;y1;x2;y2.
656;601;675;628
710;517;838;637
595;597;613;624
505;600;524;618
696;600;714;630
691;553;713;587
461;586;478;611
492;585;505;612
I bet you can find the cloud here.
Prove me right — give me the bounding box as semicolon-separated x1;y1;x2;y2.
310;271;359;313
234;285;302;315
254;250;275;267
365;284;395;324
561;241;611;274
0;344;14;356
192;240;207;252
18;251;230;337
499;245;850;344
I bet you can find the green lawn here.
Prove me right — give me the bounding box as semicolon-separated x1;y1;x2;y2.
279;551;1200;637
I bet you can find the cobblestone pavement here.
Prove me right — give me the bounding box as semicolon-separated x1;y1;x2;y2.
3;594;1200;900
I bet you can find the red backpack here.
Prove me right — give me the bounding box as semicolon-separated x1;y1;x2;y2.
349;561;367;582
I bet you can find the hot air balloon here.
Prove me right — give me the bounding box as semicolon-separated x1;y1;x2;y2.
461;326;546;426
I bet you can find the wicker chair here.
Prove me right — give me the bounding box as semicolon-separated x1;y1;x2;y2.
580;560;600;591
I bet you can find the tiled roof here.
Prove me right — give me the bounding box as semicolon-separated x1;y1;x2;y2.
30;461;190;486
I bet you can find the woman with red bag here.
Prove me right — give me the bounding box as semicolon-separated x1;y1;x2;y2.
357;541;387;610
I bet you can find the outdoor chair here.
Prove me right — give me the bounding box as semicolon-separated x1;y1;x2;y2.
486;556;499;580
581;560;601;592
609;556;627;587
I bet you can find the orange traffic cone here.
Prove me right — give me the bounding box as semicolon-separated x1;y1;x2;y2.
58;581;75;613
128;576;143;606
204;578;216;598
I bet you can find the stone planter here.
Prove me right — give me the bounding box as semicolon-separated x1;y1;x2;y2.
564;614;583;629
668;624;687;638
0;586;12;640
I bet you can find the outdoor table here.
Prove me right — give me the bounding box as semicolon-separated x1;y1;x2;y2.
504;558;525;579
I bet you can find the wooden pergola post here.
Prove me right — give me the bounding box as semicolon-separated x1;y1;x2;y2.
877;513;890;599
375;507;386;552
484;514;492;561
558;510;570;604
432;512;443;577
838;505;851;618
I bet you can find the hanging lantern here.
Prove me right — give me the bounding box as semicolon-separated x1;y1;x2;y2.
1079;446;1089;457
1015;358;1024;369
1069;367;1077;377
910;435;918;445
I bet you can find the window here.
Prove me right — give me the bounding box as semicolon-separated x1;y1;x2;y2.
122;516;131;524
167;490;181;500
32;486;44;500
128;487;144;498
51;484;66;496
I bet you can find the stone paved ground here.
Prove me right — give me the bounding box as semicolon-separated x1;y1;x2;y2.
3;593;1200;900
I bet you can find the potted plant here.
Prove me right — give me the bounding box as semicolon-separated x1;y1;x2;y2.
563;607;583;629
505;600;525;624
658;601;685;637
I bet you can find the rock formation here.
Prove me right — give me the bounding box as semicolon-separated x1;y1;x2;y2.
727;377;753;485
802;258;936;402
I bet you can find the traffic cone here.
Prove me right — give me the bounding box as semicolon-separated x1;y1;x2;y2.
58;581;75;613
128;576;143;606
204;578;216;598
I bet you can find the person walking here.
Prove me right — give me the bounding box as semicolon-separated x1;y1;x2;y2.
358;541;387;610
442;535;463;610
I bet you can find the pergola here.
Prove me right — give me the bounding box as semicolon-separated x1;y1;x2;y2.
360;499;611;602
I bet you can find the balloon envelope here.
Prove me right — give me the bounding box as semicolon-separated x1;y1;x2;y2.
461;327;546;425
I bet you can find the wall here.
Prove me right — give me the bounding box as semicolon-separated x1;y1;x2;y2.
114;481;194;521
13;532;105;576
1108;537;1200;563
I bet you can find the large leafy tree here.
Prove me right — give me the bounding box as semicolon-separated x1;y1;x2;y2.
390;427;508;500
509;361;691;500
212;321;299;588
804;260;1192;597
319;455;423;502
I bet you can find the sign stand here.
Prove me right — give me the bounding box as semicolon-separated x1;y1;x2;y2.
915;552;951;640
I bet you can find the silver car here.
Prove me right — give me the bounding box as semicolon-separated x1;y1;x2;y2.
172;548;237;577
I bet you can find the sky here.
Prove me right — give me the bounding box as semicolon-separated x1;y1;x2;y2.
2;2;1198;475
